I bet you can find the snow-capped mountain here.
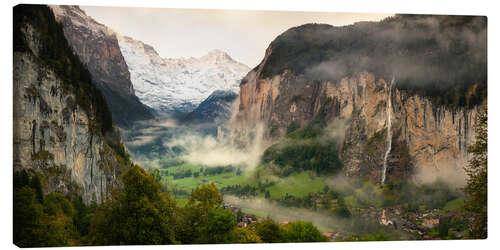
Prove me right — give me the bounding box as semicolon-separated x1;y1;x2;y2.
118;35;250;113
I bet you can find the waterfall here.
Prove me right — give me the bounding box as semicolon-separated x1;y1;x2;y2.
381;77;394;185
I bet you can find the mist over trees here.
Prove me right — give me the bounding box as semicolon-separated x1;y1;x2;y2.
260;15;486;109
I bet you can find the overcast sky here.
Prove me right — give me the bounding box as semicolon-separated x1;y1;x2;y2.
81;6;391;67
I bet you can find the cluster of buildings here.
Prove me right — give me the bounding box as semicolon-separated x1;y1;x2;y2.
378;206;465;239
222;203;261;227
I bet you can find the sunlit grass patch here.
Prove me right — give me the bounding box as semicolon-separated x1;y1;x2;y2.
266;171;326;198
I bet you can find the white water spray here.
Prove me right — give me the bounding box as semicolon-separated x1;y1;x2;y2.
381;77;394;185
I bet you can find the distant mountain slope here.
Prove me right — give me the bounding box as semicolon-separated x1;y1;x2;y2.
183;90;238;124
49;5;155;127
118;35;250;113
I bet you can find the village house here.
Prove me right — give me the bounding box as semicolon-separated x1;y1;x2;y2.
422;217;440;229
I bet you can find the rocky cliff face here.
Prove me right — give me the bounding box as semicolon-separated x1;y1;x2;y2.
14;5;129;203
233;15;485;184
234;55;479;184
49;5;155;127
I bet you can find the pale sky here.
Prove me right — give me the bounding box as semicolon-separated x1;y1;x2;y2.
81;6;391;67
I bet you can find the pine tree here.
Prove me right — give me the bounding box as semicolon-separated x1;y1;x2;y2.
464;106;487;238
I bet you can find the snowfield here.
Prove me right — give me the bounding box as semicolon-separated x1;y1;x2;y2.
118;35;250;113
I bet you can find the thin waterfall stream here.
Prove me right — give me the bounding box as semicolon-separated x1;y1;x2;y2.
381;77;394;185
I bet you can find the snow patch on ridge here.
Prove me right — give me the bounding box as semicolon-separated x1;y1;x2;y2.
118;36;250;113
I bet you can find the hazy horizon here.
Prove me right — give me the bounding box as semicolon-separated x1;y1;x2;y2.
80;6;391;67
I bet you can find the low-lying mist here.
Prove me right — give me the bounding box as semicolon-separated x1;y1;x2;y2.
325;172;463;213
224;195;344;232
414;163;467;189
122;116;268;170
164;124;266;170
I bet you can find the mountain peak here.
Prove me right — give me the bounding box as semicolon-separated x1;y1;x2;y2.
50;5;116;37
118;37;250;113
201;49;234;63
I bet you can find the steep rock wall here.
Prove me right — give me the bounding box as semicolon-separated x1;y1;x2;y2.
234;62;478;183
13;8;129;204
14;52;124;203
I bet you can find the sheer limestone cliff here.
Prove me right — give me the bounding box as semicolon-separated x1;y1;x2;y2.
14;5;130;203
233;16;485;183
233;54;479;184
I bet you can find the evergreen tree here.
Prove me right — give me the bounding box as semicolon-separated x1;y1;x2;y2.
463;106;487;238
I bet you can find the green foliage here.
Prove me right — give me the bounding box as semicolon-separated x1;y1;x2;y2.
71;196;95;237
286;125;323;139
286;121;301;135
282;221;329;242
159;158;186;168
87;165;177;245
43;192;75;218
232;227;262;243
14;167;329;246
252;218;328;243
367;128;386;147
203;208;237;243
177;183;236;244
253;217;285;243
13;170;31;189
377;180;459;210
262;139;342;175
333;206;352;219
463;106;487;238
147;168;162;185
343;232;391;241
187;183;223;209
32;150;54;161
13;178;82;248
222;184;258;197
435;214;468;239
442;197;465;213
13;186;44;247
31;174;44;203
261;171;326;199
38;193;79;246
